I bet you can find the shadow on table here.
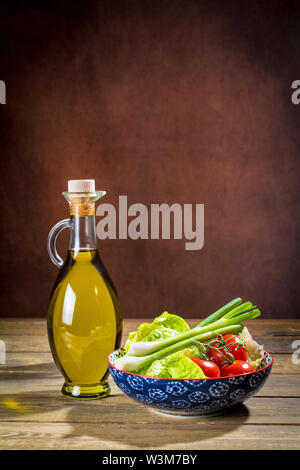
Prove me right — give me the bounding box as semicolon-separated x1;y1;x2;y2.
60;400;251;448
1;366;250;448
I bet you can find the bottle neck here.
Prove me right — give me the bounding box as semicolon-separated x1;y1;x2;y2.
62;191;106;252
69;203;97;251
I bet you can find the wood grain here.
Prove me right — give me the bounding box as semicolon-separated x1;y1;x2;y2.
0;318;299;450
1;352;297;373
2;334;298;353
1;318;300;336
0;394;299;424
0;374;299;397
1;422;299;450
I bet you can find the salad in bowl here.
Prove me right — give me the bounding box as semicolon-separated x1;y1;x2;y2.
108;298;273;416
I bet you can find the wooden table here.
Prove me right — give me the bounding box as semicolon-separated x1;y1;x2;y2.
0;318;299;450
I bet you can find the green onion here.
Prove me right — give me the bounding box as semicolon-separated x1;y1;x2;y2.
128;307;260;356
222;301;254;319
116;324;243;372
197;297;242;327
116;299;262;373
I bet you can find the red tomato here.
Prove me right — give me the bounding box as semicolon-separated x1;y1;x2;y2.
222;334;248;361
190;358;220;378
221;360;255;377
208;343;232;368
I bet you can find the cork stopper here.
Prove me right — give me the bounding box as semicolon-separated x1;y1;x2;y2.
68;179;95;194
67;179;96;216
63;180;106;217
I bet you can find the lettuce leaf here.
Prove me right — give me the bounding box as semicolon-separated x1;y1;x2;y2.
124;311;190;352
151;311;190;333
124;312;207;378
139;351;207;379
184;344;207;359
240;326;265;370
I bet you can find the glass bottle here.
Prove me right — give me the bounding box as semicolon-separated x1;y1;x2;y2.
47;179;122;399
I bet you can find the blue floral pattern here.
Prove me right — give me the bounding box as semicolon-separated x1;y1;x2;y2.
118;382;132;395
166;383;188;396
249;372;264;388
188;379;207;387
148;388;168;401
209;382;230;397
172;399;191;408
230;389;245;400
108;350;273;416
135;393;153;404
127;375;144;391
211;399;229;408
188;391;210;403
228;376;246;385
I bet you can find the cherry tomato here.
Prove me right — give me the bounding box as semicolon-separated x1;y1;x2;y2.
222;334;248;361
190;358;220;378
221;360;255;377
208;343;232;368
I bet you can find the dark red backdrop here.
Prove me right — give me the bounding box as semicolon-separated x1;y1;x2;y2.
0;0;299;319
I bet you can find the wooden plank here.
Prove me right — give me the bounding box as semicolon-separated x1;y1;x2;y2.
254;336;298;353
0;352;54;368
0;319;47;336
259;374;300;396
1;334;298;353
0;374;299;398
1;319;300;336
0;334;136;351
1;352;298;373
0;318;299;451
271;354;300;373
0;422;299;450
0;395;299;425
1;336;50;352
0;319;143;335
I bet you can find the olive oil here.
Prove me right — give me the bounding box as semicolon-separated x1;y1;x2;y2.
47;180;122;399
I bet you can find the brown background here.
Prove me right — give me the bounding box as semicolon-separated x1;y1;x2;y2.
0;0;299;319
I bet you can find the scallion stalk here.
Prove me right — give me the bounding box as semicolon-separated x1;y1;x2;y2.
116;324;243;372
197;297;242;327
222;301;253;319
128;308;260;356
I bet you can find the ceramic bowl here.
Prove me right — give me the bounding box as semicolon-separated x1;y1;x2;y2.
108;349;273;416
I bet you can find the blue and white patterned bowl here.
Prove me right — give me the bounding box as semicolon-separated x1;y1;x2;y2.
108;349;273;416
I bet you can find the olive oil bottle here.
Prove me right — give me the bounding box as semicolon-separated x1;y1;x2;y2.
47;180;122;399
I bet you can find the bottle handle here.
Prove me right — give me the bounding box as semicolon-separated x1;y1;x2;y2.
47;218;70;268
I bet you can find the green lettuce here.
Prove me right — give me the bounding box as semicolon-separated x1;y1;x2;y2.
151;311;190;332
249;357;264;370
139;351;207;379
125;312;207;378
124;311;190;352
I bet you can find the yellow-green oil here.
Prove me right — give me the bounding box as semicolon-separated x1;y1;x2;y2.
47;249;122;398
